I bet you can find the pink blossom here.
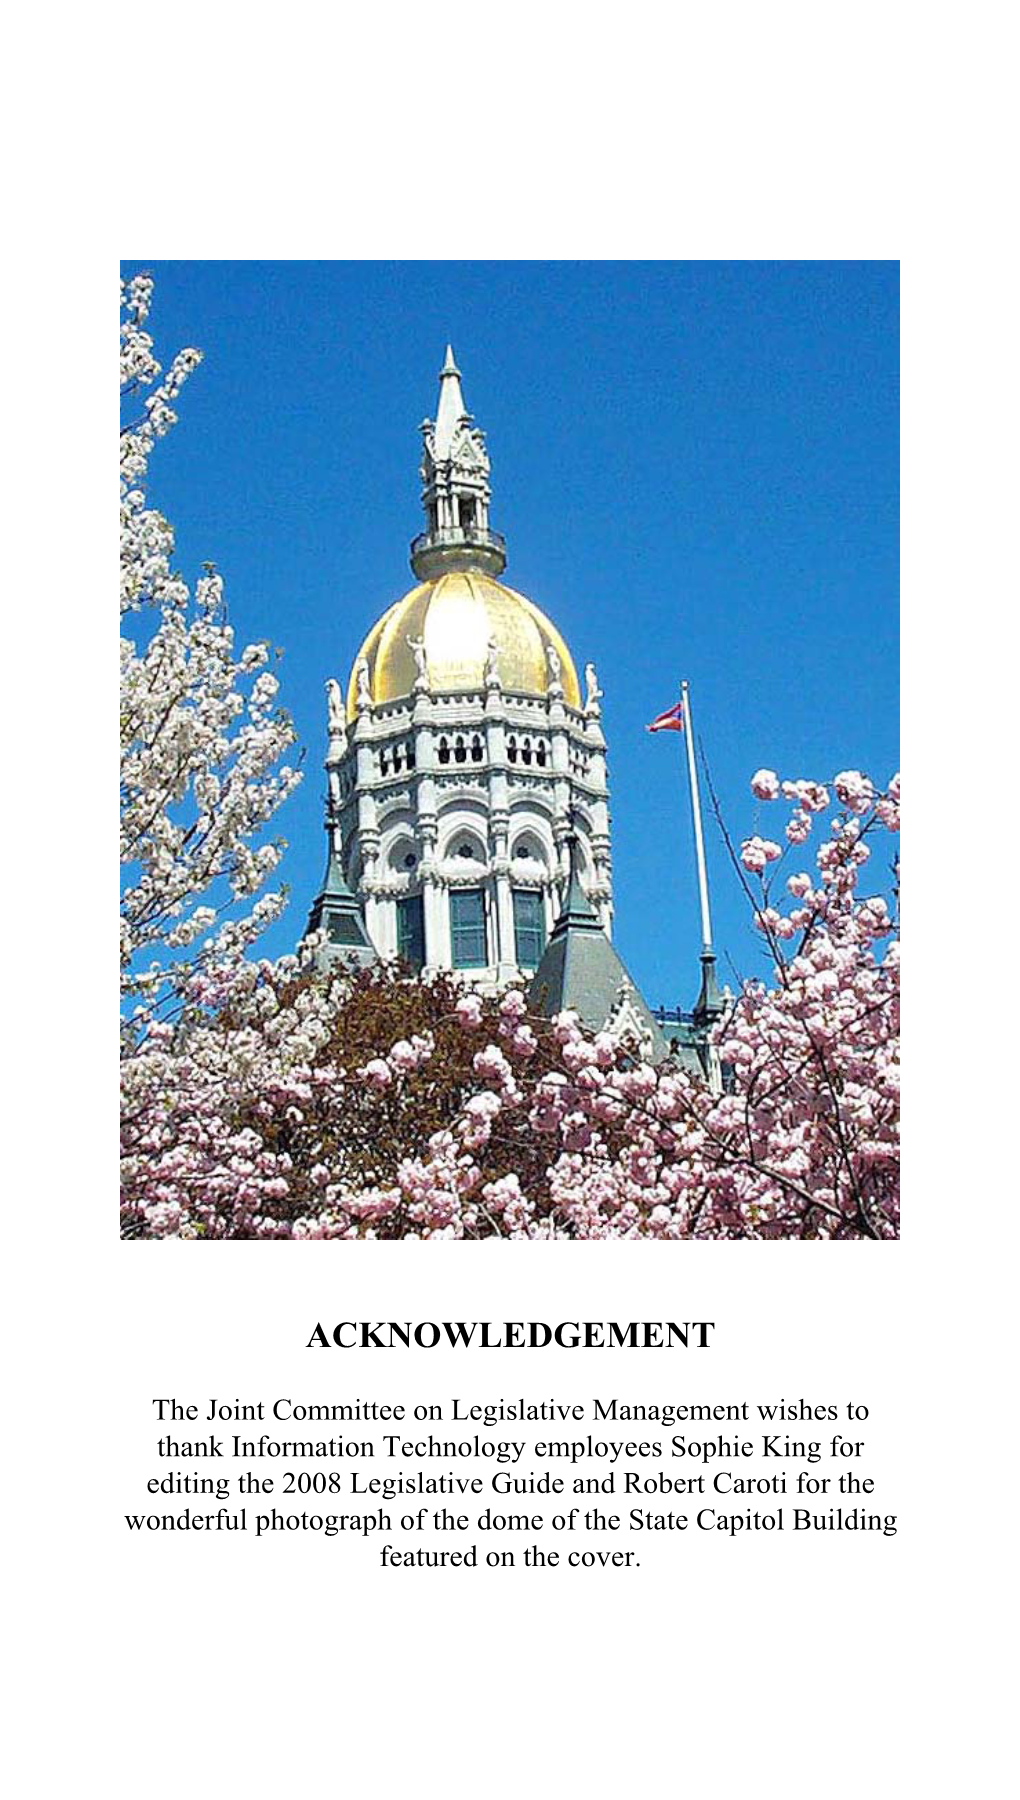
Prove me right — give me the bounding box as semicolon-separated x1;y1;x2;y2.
834;769;873;813
740;836;783;874
750;768;780;800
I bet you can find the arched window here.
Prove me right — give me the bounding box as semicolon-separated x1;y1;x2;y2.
512;833;546;868
521;737;533;766
507;735;518;764
437;736;451;766
389;837;418;875
454;735;467;765
470;734;484;763
536;741;548;768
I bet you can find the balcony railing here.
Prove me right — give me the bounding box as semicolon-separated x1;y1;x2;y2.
410;526;506;558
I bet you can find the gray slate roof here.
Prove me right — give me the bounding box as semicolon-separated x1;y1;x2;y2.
527;851;673;1061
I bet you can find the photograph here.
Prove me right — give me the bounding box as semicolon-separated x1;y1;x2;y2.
120;261;899;1240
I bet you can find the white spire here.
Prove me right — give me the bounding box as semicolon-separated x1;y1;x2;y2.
433;344;467;460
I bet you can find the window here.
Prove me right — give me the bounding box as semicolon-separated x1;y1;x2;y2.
396;893;425;971
327;913;365;947
450;888;487;969
513;889;545;971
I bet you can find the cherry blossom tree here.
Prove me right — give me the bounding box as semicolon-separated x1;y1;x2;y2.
121;766;898;1240
118;282;897;1243
120;274;301;1038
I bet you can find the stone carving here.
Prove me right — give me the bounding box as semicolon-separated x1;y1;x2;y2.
407;635;430;691
484;635;501;690
584;661;603;713
607;984;654;1059
325;677;348;750
545;642;564;699
355;657;373;712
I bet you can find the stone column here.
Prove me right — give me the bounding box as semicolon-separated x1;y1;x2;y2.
352;718;381;946
422;872;445;971
362;882;383;951
413;697;439;964
549;696;569;777
490;804;516;980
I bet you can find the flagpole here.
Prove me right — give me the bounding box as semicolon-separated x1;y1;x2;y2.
681;680;713;954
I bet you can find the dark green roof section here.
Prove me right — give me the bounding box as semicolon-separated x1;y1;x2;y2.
305;837;377;969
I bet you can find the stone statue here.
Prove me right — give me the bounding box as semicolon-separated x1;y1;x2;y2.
407;634;430;690
545;642;564;697
355;657;372;712
325;677;347;746
584;661;603;712
483;635;501;689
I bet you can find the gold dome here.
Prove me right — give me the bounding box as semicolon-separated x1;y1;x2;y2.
346;570;581;718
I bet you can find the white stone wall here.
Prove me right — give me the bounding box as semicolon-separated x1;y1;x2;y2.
333;684;613;984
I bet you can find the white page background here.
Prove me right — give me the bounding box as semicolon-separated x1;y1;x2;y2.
5;6;1013;1794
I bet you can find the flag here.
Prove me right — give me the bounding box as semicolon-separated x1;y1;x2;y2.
646;698;685;733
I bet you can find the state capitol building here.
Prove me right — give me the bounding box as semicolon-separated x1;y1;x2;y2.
305;349;721;1076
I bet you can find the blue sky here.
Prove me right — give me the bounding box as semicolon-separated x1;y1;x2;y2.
128;261;898;1007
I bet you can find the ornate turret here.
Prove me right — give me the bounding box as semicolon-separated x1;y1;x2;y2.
411;346;507;580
